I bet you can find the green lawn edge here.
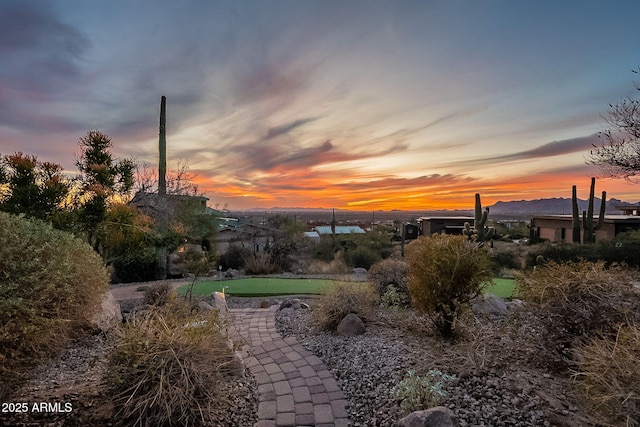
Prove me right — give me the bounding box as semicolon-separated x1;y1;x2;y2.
177;277;516;298
485;278;515;298
176;277;335;297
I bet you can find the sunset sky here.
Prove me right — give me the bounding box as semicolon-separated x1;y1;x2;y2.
2;1;640;210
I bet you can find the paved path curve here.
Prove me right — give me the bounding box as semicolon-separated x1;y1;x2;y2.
231;306;349;427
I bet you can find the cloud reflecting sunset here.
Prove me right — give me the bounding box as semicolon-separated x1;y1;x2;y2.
2;1;640;210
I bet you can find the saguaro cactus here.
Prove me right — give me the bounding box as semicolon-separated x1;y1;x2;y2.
574;177;607;244
463;193;495;243
571;185;581;243
159;95;167;196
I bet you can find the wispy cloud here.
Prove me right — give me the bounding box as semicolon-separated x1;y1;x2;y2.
441;134;599;168
0;1;90;132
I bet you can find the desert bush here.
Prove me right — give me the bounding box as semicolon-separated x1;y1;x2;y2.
305;252;350;274
344;245;380;269
311;229;393;268
369;258;410;306
242;250;281;275
369;258;409;295
106;300;239;427
526;240;640;269
218;244;245;270
311;282;379;331
406;234;493;338
490;250;520;276
0;212;109;399
516;260;640;371
391;369;456;415
572;321;640;426
381;286;403;309
143;282;172;306
111;248;157;283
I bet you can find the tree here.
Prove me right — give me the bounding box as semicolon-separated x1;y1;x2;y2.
74;130;134;242
588;70;640;181
0;152;70;221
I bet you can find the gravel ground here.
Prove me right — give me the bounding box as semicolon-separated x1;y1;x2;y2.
273;301;596;427
4;300;258;427
4;288;597;427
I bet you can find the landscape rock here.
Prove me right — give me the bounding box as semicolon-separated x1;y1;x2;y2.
90;291;122;332
397;406;458;427
337;313;365;336
352;267;368;275
280;298;302;310
280;307;295;318
212;291;228;311
472;293;508;316
198;300;215;311
225;269;238;278
506;298;524;311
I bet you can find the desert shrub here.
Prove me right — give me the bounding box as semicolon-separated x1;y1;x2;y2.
111;248;157;283
311;282;379;331
381;286;403;309
243;251;281;275
344;245;380;269
391;369;456;415
369;258;410;306
573;321;640;425
406;234;493;338
516;260;640;371
0;212;109;399
218;245;246;271
526;240;640;269
369;258;409;295
106;300;239;427
490;250;520;276
305;252;350;274
311;230;393;267
525;242;586;267
143;282;172;306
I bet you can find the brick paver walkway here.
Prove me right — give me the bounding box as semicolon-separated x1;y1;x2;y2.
231;306;349;427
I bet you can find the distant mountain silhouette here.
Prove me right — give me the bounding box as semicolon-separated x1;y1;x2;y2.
489;197;633;215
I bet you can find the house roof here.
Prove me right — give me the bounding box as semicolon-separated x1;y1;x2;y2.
315;225;365;235
531;214;640;223
418;216;474;221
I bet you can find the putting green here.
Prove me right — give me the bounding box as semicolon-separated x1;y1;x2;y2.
484;278;515;298
177;276;516;298
177;277;335;297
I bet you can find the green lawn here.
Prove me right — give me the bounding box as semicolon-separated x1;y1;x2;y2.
177;277;335;297
178;276;517;298
484;278;516;298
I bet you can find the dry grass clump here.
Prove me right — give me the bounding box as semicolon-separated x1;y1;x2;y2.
143;282;173;306
305;252;350;275
572;321;640;426
311;282;379;331
106;300;240;427
0;212;109;399
516;260;640;370
243;251;280;275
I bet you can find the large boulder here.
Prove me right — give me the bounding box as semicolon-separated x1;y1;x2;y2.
397;406;458;427
472;293;508;316
337;313;365;336
90;291;122;332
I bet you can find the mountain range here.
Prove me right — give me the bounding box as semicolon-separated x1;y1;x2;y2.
488;197;636;215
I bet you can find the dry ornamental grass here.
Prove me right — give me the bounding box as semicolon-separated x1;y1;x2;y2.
106;300;240;427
